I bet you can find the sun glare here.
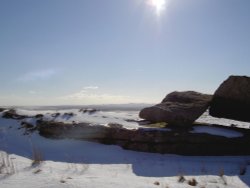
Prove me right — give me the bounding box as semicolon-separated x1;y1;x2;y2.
149;0;166;15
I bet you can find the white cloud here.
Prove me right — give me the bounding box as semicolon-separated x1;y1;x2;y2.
63;89;87;100
59;89;144;104
83;86;99;90
18;69;57;82
0;92;154;106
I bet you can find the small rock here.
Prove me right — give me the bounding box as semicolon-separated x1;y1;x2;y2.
21;122;34;129
35;114;44;118
2;109;27;119
79;108;98;114
0;108;6;112
178;175;186;183
51;113;60;118
154;181;160;186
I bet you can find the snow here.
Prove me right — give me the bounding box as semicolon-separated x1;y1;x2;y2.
196;111;250;129
0;152;249;188
13;107;250;130
0;107;250;187
190;126;243;138
15;108;140;129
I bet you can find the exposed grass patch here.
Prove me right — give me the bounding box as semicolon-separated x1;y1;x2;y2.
146;122;167;128
33;169;42;174
0;152;15;175
218;167;227;185
221;176;227;185
218;167;224;177
239;164;247;175
200;164;208;174
239;160;250;175
178;175;186;183
31;146;43;166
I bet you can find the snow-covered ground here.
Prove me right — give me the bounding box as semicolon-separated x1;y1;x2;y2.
1;150;249;188
0;107;250;188
15;108;140;129
14;106;250;129
196;111;250;129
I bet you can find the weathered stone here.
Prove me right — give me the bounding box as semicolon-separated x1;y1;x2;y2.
209;75;250;122
35;114;44;118
139;91;212;126
0;108;6;112
79;108;98;114
2;109;27;119
36;120;250;156
51;113;60;118
162;91;212;104
21;121;34;129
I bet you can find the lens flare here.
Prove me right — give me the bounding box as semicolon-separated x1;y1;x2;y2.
149;0;166;15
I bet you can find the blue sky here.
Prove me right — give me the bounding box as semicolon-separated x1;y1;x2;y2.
0;0;250;106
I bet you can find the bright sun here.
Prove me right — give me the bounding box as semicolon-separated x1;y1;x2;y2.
149;0;166;15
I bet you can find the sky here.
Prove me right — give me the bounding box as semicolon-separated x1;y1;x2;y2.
0;0;250;106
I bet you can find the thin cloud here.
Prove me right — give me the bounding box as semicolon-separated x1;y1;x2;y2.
59;89;138;104
18;69;57;82
63;89;87;99
83;86;99;90
61;93;131;101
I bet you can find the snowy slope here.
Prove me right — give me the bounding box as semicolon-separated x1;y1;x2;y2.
0;108;250;188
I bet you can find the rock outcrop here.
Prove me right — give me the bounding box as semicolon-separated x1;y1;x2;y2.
0;108;6;112
139;91;212;126
37;120;250;156
2;107;250;155
209;76;250;122
79;108;98;114
2;109;27;119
